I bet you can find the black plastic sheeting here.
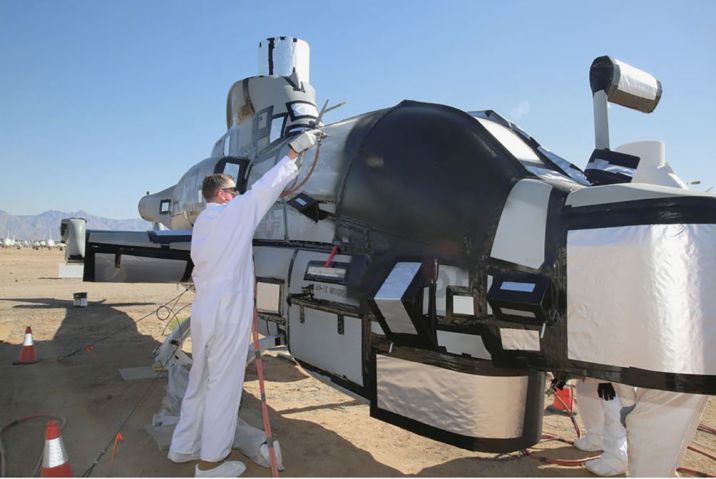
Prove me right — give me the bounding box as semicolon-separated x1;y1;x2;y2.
335;100;526;301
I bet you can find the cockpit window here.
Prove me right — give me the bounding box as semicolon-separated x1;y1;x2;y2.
476;118;544;168
474;115;590;187
537;147;590;185
214;157;251;194
223;162;241;182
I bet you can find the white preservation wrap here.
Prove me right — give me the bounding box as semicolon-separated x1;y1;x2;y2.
567;224;716;375
500;328;540;352
376;355;528;439
436;330;491;359
490;179;552;269
614;58;660;102
374;262;421;334
258;37;310;84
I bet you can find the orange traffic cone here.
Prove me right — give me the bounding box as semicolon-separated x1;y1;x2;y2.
16;326;38;364
41;420;72;477
547;384;575;415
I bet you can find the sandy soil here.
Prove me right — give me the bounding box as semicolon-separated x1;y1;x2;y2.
0;248;714;477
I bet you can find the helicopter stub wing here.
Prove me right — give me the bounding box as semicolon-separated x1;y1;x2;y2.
83;230;192;283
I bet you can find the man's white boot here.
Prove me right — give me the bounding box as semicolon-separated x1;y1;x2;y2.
585;455;627;477
194;460;246;477
574;434;604;452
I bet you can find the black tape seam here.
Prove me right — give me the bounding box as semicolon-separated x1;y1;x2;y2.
283;75;305;93
285;100;318;121
370;406;536;453
268;38;275;75
86;243;191;262
294;357;367;398
241;78;255;116
253;238;336;253
563;360;716;394
584;169;632;186
564;196;716;230
587;149;640;169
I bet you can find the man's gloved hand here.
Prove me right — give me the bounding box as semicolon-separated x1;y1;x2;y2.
597;382;616;400
288;130;319;154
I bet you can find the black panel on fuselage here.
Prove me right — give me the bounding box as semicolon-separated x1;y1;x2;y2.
335;100;527;300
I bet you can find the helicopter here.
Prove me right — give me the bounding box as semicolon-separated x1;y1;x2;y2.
62;37;716;453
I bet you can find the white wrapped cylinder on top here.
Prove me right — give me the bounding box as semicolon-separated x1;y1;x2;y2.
589;56;662;113
258;37;310;83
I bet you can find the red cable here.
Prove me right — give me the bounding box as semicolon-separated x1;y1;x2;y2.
523;448;590;467
252;273;279;477
687;444;716;462
251;307;279;477
523;387;588;468
677;466;710;477
550;385;582;437
323;245;338;267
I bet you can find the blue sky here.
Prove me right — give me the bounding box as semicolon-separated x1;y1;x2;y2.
1;0;714;219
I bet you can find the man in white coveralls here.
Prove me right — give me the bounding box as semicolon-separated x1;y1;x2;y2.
168;131;317;477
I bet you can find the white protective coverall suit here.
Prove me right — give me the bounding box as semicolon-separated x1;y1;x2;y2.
169;156;298;462
615;385;708;477
575;379;628;476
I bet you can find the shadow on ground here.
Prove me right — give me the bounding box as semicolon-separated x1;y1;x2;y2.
0;298;404;477
0;297;164;477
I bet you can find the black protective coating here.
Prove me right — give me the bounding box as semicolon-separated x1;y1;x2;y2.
335;100;525;307
565;195;716;230
585;169;632;186
487;272;552;324
287;193;329;222
337;101;524;252
588;148;640;168
590;55;617;94
585;148;640;185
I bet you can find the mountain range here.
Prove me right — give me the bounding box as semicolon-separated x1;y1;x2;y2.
0;210;152;241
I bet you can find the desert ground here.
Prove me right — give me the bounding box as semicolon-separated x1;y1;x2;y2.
0;248;713;477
